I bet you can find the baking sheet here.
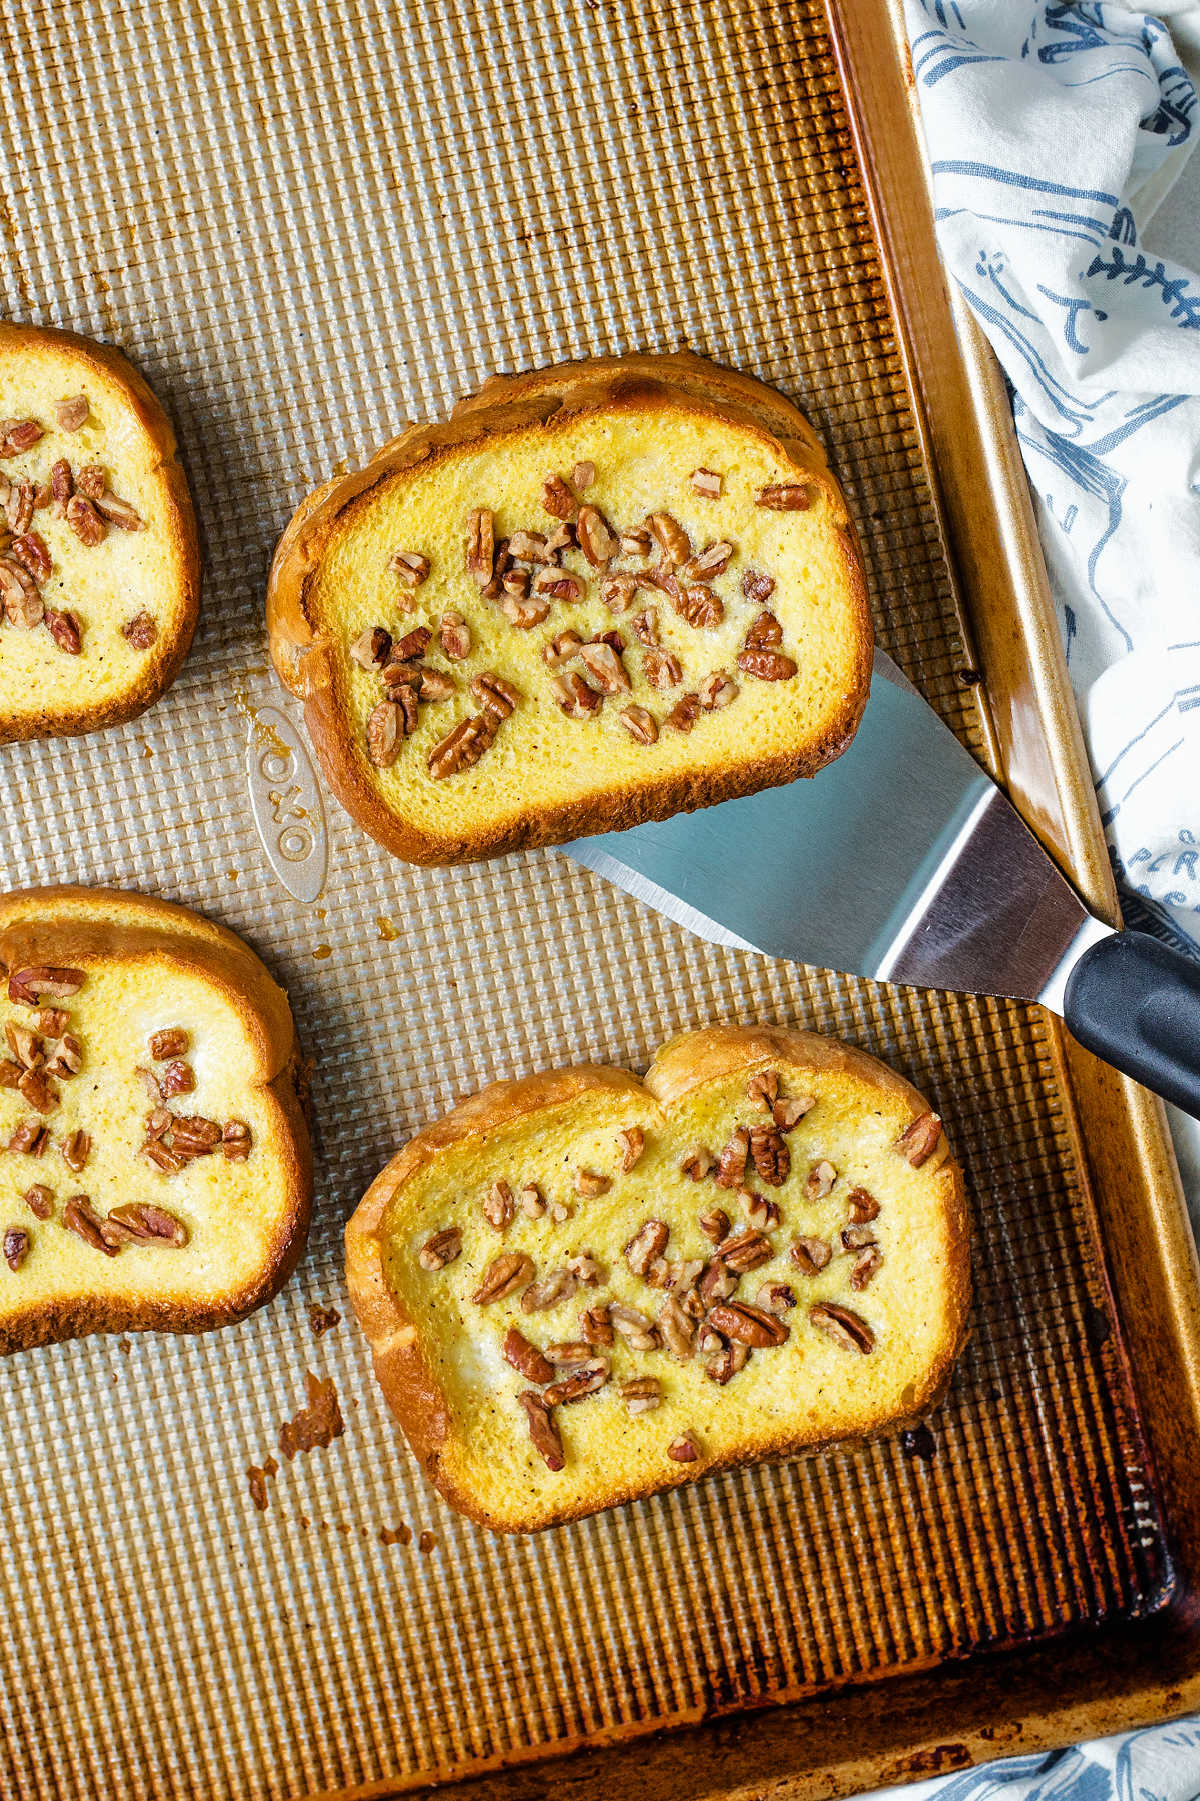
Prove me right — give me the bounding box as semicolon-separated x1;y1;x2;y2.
0;1;1170;1796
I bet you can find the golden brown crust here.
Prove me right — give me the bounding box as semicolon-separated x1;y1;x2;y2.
0;886;311;1351
345;1027;970;1532
0;322;200;744
267;353;873;865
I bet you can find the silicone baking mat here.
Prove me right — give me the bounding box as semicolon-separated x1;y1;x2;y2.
0;2;1170;1797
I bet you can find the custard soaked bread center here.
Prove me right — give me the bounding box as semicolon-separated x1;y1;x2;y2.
268;353;872;862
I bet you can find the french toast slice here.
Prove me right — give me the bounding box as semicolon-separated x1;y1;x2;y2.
346;1025;969;1532
0;887;310;1351
0;322;199;742
268;352;872;864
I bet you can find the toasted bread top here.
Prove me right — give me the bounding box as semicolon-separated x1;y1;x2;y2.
0;887;310;1351
268;353;872;864
0;323;199;742
346;1025;970;1532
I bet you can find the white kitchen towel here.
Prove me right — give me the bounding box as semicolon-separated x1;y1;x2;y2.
871;4;1200;1799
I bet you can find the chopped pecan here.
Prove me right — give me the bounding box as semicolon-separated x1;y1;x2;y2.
690;467;722;499
45;1031;80;1077
18;1070;57;1114
573;1167;610;1199
9;1121;47;1155
698;1206;730;1244
666;692;700;732
418;669;456;701
708;1300;788;1348
715;1126;750;1189
61;1129;90;1173
501;593;552;628
21;1185;52;1219
521;1267;577;1313
578;640;629;694
608;1302;659;1351
576;503;617;566
222;1121;251;1162
548;1196;574;1224
503;1327;553;1384
9;967;83;1005
749;1124;789;1186
758;1281;796;1314
673;585;723;630
667;1433;700;1463
647;512;690;567
45;609;81;655
680;1145;716;1180
567;1252;603;1285
390;549;430;589
601;572;637;613
571;460;594;492
122;611;157;649
0;418;42;455
698;1258;739;1303
745;611;783;650
519;1390;564;1470
439;611;471;660
719;1229;773;1273
0;558;42;628
619;705;658;745
851;1246;883;1291
774;1094;815;1130
11;531;50;582
542;1361;608;1405
790;1235;832;1275
545;1340;594;1366
350;627;391;669
95;491;144;531
143;1140;185;1172
55;396;90;431
742;568;776;604
810;1302;875;1353
65;495;105;545
428;711;498;777
757;482;810;510
75;465;106;500
103;1204;188;1248
658;1293;695;1360
531;569;583;602
470;671;519;717
63;1194;119;1257
541;474;576;520
738;646;797;682
551;672;603;718
482;1179;514;1231
366;700;403;767
168;1116;223;1156
581;1303;614;1348
3;1228;28;1271
699;670;737;710
737;1187;779;1230
507;529;550;566
847;1186;880;1224
895;1111;942;1167
806;1159;837;1200
391;625;431;663
0;1059;20;1088
35;1009;68;1038
840;1223;877;1251
501;567;530;600
683;540;734;583
160;1061;194;1098
624;1218;669;1277
543;629;582;668
418;1228;462;1272
545;521;576;557
706;1342;750;1385
465;507;494;584
631;606;659;646
620;1376;661;1415
473;1250;537;1302
519;1182;546;1218
621;527;652;556
643;647;681;690
5;1023;40;1069
747;1070;779;1108
50;458;73;511
615;1125;644;1172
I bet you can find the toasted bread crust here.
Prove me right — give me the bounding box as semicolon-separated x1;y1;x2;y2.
346;1026;970;1532
268;353;873;865
0;887;310;1351
0;322;200;743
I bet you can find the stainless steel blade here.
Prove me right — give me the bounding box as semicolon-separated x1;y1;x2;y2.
564;649;1111;1009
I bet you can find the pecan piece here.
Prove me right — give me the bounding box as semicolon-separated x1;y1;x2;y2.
758;1281;796;1315
643;647;681;690
601;572;637;613
619;705;659;745
18;1070;57;1114
774;1094;815;1130
350;626;391;669
620;1376;661;1415
624;1218;669;1277
3;1228;28;1271
673;586;723;629
168;1116;222;1156
551;673;603;718
503;1327;553;1385
667;1434;700;1463
482;1179;514;1231
8;967;84;1005
518;1390;564;1470
541;474;576;520
521;1267;577;1313
465;507;494;584
44;1033;80;1076
50;458;73;511
582;1304;613;1346
719;1229;773;1273
658;1293;695;1360
571;460;594;492
122;611;157;649
715;1126;750;1189
749;1124;789;1187
683;540;734;583
542;1361;608;1405
11;531;50;582
666;692;700;733
690;467;722;498
706;1342;750;1385
149;1028;189;1061
895;1112;942;1167
746;611;783;650
543;629;582;667
847;1186;880;1224
507;529;549;565
470;671;519;717
0;558;42;628
757;482;811;510
546;1339;595;1365
160;1061;194;1098
61;1129;90;1173
366;700;403;767
0;1060;20;1088
63;1195;119;1257
222;1121;251;1162
608;1302;659;1351
578;640;629;694
391;625;432;663
680;1145;716;1180
390;549;429;589
44;609;81;655
806;1159;837;1200
737;1187;779;1229
65;495;105;545
851;1246;884;1291
418;669;456;701
35;1009;68;1038
810;1302;875;1353
698;1206;730;1244
418;1228;462;1272
545;522;576;558
708;1300;789;1348
9;1122;47;1156
738;646;797;682
5;1023;40;1069
439;611;470;660
574;1167;610;1198
428;711;498;777
576;503;616;567
790;1235;832;1275
615;1125;644;1172
21;1186;52;1220
94;491;144;531
621;527;652;556
74;465;105;499
698;1258;738;1304
55;396;90;431
103;1204;188;1248
747;1071;779;1108
531;570;583;602
567;1252;603;1286
631;606;659;646
699;670;738;710
647;512;690;567
742;568;776;604
0;418;42;455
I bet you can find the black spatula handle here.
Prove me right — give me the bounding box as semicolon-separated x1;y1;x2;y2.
1064;930;1200;1118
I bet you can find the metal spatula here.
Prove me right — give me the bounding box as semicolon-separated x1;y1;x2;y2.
565;649;1200;1119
